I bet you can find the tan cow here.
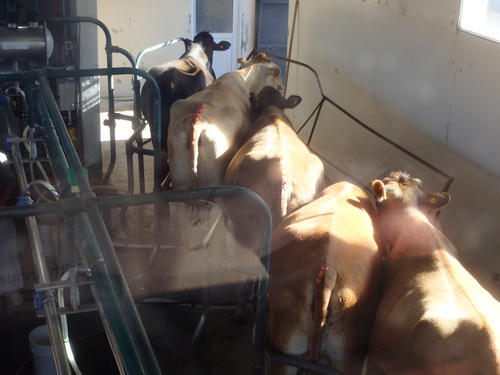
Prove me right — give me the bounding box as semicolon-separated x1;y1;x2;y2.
223;86;325;322
224;86;324;251
269;181;383;375
167;53;283;191
167;53;283;250
365;171;500;375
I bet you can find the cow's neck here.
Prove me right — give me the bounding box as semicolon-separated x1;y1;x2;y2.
378;205;449;259
237;65;269;94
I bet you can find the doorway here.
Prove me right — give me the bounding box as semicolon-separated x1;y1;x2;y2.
192;0;289;79
193;0;239;77
256;0;289;79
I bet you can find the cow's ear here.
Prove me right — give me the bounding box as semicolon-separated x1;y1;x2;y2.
182;38;193;51
285;95;302;109
215;41;231;51
372;180;386;203
254;53;272;64
270;66;281;77
249;92;259;110
418;192;450;211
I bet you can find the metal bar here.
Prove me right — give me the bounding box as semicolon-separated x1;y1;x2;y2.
36;72;162;375
269;351;344;375
321;95;454;187
33;88;73;198
135;37;184;70
252;49;325;97
284;0;300;95
0;183;273;374
307;96;325;146
0;67;163;192
2;95;73;375
40;16;118;183
251;50;454;193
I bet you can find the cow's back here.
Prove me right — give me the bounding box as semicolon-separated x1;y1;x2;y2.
168;75;251;190
224;107;324;250
269;182;382;374
367;249;500;374
141;57;213;143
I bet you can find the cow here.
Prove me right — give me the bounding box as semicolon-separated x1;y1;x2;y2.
167;53;283;250
365;171;500;375
268;181;383;375
224;86;324;250
140;31;230;183
223;86;325;322
168;53;283;191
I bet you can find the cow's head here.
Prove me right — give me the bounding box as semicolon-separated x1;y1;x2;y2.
192;31;231;52
238;53;273;68
236;53;283;94
250;86;301;118
372;171;450;211
181;32;231;78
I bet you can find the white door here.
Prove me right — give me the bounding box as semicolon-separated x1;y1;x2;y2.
193;0;240;77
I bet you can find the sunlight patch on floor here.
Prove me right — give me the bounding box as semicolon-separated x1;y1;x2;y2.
99;109;151;142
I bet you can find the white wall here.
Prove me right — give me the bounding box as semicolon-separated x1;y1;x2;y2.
96;0;255;98
285;0;500;298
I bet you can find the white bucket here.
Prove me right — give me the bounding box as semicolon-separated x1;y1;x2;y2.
29;325;57;375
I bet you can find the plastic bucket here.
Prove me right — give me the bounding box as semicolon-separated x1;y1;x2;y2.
29;325;57;375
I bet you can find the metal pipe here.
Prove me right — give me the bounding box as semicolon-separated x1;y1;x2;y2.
252;49;454;193
135;37;183;70
27;0;39;28
33;88;73;198
0;182;273;374
2;95;72;375
40;17;117;183
36;72;162;375
0;67;163;193
6;0;18;28
269;351;344;375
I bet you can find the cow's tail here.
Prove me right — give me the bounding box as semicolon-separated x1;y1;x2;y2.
310;259;336;362
189;104;207;187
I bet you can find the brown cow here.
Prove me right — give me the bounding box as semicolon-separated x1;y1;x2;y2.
224;86;324;251
365;171;500;375
269;181;383;374
223;86;325;322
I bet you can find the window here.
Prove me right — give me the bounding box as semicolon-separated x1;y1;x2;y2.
196;0;233;33
460;0;500;42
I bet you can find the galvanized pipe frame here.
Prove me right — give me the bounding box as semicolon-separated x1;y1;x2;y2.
38;71;162;375
0;186;273;375
1;67;162;374
2;94;73;375
251;49;455;196
40;16;121;185
1;70;272;374
0;66;164;192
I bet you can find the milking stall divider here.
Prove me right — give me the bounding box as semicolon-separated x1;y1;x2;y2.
0;11;455;375
0;16;272;375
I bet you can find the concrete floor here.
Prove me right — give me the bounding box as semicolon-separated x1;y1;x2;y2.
0;100;263;375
